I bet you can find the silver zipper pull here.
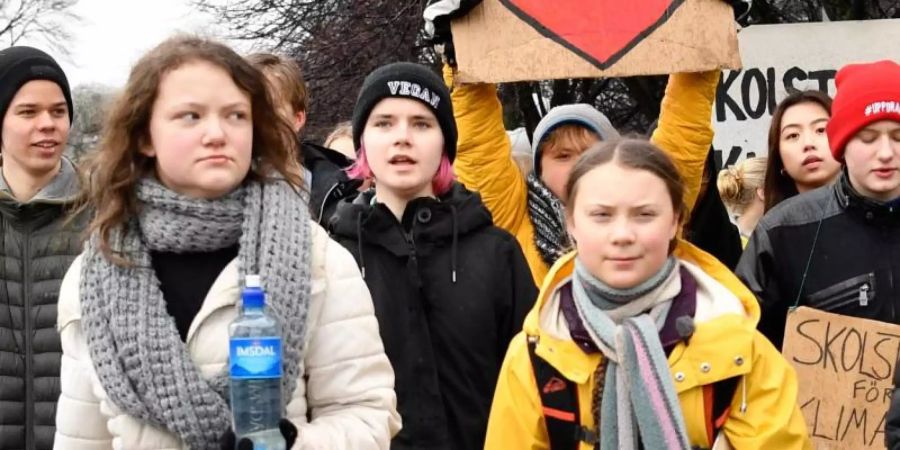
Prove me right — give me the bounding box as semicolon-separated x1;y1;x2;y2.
859;284;870;306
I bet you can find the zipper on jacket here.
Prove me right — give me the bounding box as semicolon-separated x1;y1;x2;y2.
405;231;418;269
23;231;33;449
808;273;875;311
404;231;416;257
890;253;897;323
404;231;423;290
890;270;896;322
816;295;861;313
859;284;870;307
889;227;897;323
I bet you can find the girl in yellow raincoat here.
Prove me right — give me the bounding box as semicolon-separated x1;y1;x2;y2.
485;138;811;450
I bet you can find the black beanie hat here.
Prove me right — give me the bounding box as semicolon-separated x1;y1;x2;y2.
351;62;457;162
0;46;74;140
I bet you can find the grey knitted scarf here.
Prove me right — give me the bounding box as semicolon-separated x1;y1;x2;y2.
79;177;312;450
571;256;691;450
526;173;570;267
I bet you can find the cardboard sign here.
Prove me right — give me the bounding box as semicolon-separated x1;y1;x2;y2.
450;0;740;83
782;306;900;449
712;19;900;168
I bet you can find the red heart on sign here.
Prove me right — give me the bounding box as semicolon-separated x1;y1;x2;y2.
499;0;685;69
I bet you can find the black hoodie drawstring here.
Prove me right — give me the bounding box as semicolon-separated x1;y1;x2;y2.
356;212;366;279
450;204;458;284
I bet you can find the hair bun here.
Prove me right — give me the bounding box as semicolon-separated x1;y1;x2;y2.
717;166;743;204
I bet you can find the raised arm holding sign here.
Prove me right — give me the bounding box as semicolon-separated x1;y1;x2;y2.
441;0;735;285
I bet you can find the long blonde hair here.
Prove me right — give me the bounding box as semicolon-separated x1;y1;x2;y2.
717;157;767;215
78;35;302;264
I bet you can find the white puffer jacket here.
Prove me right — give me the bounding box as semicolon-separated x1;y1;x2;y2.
53;223;401;449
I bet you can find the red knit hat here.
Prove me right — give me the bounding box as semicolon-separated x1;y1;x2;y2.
827;60;900;161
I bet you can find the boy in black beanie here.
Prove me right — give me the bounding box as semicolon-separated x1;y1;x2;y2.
0;46;74;199
0;45;83;450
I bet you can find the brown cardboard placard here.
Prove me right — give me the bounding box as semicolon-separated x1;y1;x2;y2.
782;306;900;449
450;0;741;83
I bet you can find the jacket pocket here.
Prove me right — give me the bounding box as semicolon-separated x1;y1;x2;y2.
806;272;876;312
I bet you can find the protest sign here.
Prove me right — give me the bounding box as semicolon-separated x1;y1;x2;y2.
450;0;740;83
712;19;900;169
782;306;900;449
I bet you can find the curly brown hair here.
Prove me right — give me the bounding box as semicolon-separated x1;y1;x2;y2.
78;35;302;264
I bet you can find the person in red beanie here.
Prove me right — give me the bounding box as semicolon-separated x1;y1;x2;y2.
735;59;900;351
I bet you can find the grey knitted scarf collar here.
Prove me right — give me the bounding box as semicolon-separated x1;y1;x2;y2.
526;173;571;267
80;177;312;450
571;256;691;450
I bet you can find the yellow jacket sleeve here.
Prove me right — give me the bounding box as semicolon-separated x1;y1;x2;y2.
484;333;551;450
445;66;529;235
722;332;812;449
650;71;720;216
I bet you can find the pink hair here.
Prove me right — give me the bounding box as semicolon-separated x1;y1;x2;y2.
347;145;456;196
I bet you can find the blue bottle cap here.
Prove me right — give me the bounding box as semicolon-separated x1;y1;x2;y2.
242;275;265;308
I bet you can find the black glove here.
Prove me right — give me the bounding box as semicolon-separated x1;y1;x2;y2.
219;419;299;450
430;13;458;67
424;0;484;67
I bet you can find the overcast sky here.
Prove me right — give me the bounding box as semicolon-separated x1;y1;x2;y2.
28;0;232;87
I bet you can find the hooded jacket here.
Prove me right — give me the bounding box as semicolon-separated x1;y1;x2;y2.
0;157;85;450
736;172;900;350
484;241;811;449
329;182;537;450
447;69;719;286
301;141;361;224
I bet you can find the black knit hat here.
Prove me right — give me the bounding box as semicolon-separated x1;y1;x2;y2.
351;62;457;162
0;46;74;141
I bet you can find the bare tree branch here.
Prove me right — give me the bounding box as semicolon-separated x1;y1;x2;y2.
0;0;80;57
193;0;432;140
192;0;897;139
66;83;116;161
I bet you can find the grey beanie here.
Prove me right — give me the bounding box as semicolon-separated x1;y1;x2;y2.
531;104;619;176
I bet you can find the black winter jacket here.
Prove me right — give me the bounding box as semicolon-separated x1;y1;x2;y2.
0;159;85;450
736;172;900;350
685;149;743;270
301;142;361;224
329;183;537;450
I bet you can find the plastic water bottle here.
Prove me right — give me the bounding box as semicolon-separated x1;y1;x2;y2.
229;275;286;450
